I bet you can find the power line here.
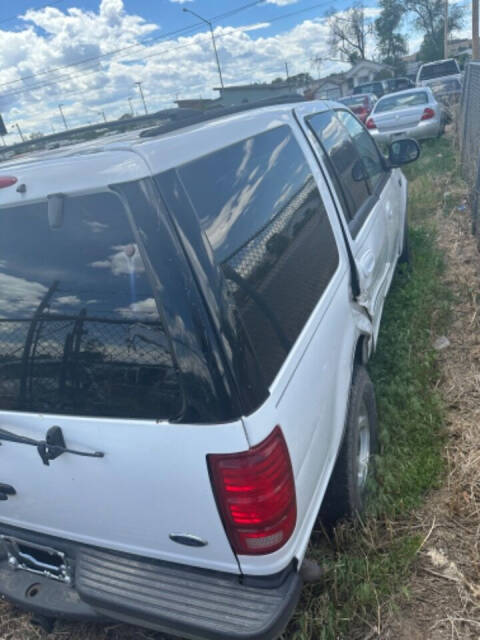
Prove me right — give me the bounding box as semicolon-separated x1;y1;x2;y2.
0;0;267;91
0;0;65;26
0;0;331;101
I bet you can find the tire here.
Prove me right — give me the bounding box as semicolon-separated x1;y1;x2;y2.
319;365;378;525
398;212;410;265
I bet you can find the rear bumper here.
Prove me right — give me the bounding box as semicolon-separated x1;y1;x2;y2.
0;527;302;640
371;120;441;144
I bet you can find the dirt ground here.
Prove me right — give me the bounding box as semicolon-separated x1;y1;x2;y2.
382;181;480;638
1;155;480;640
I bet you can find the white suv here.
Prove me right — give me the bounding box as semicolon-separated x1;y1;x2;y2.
0;100;419;639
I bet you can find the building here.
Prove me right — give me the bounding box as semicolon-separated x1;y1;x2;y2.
174;98;221;111
213;81;303;107
306;60;393;100
449;38;472;57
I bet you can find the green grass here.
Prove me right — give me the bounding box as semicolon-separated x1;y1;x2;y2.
287;137;456;639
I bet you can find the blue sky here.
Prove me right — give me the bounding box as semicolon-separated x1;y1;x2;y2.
0;0;471;139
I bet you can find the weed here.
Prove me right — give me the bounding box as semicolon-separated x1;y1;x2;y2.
289;137;455;639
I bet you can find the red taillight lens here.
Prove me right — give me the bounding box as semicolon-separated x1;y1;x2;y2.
421;107;435;121
0;176;17;189
208;426;296;555
366;117;376;129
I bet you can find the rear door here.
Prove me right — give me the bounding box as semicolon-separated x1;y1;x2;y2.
295;103;399;337
0;152;245;573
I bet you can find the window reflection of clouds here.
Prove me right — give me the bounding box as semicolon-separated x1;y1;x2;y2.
0;273;48;316
115;297;158;320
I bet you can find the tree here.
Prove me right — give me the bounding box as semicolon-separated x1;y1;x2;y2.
327;3;373;64
375;0;408;72
405;0;464;62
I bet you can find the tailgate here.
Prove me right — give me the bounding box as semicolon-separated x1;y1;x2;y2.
0;413;246;572
0;152;246;573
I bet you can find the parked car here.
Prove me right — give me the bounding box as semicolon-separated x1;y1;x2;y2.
352;81;385;98
0;99;420;640
424;76;463;107
383;77;415;94
337;93;377;122
416;58;462;86
366;87;445;144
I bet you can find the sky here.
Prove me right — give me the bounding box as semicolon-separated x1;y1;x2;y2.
0;0;472;140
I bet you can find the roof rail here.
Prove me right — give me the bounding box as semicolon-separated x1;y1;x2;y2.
139;94;307;139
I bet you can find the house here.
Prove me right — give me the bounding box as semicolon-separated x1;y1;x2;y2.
449;38;472;57
213;81;303;107
306;60;393;100
174;98;221;111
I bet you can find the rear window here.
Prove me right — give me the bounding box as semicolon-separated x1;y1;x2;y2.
176;126;339;386
419;60;459;81
375;91;429;113
339;96;367;109
0;192;181;420
354;83;382;95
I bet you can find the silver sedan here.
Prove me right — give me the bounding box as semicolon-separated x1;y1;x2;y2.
366;87;445;145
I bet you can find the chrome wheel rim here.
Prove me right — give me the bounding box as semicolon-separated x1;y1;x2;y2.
357;402;370;490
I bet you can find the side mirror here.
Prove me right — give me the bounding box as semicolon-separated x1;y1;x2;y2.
388;138;421;166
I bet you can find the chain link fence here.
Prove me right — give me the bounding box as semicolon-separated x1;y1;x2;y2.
458;62;480;236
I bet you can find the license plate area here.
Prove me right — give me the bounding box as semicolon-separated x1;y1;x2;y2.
1;536;73;584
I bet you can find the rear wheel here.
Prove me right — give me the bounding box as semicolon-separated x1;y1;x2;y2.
319;365;378;525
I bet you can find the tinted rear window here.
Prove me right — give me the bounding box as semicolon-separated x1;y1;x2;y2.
177;126;339;385
339;96;368;108
419;60;459;81
375;91;429;113
0;192;181;419
354;83;382;95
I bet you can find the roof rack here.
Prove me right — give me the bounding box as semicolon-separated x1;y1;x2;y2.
139;94;307;139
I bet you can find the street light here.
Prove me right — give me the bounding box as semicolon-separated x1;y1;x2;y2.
12;123;25;142
128;97;135;117
135;81;148;115
182;7;224;89
58;104;68;130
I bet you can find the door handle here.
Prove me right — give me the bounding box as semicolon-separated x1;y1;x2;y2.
359;250;375;277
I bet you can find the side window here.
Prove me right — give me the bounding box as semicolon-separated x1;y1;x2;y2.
336;109;385;191
177;126;339;386
307;110;370;222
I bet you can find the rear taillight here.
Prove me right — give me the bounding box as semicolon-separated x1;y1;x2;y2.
208;426;296;555
0;176;17;189
366;117;376;130
421;107;435;121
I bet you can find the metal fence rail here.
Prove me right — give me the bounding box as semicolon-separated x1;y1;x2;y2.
459;62;480;236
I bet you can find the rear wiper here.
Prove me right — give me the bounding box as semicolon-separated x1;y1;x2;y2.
0;425;104;466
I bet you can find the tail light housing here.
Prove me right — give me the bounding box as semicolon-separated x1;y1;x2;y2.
208;426;296;555
421;107;435;121
366;117;376;130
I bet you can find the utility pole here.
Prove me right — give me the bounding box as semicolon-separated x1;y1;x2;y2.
285;61;292;93
14;123;25;142
182;8;224;89
473;0;479;61
135;82;148;115
128;97;135;116
100;110;107;123
444;0;449;59
58;104;68;130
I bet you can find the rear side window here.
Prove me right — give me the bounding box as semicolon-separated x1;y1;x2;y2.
177;126;339;385
0;193;181;420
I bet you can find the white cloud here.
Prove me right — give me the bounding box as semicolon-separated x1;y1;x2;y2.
265;0;299;5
